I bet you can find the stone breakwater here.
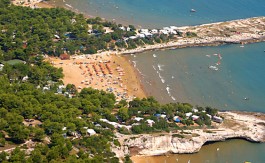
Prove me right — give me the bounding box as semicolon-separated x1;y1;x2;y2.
119;17;265;55
113;111;265;157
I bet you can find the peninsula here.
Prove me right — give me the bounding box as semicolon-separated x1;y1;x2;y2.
1;1;265;163
114;16;265;55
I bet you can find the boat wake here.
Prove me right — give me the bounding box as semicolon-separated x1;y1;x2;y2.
158;72;165;83
157;64;164;71
152;65;156;71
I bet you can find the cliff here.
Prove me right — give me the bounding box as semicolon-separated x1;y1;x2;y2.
113;111;265;157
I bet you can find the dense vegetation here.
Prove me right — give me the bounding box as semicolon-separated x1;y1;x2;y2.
0;55;122;162
0;0;175;63
115;97;218;135
0;1;217;162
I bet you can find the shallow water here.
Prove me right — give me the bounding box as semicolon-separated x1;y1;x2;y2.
127;42;265;112
52;0;265;162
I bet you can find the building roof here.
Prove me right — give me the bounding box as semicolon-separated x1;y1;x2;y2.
185;112;193;117
60;54;70;60
86;129;96;135
134;117;144;121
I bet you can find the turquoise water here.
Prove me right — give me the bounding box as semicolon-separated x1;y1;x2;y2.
127;42;265;112
57;0;265;28
53;0;265;162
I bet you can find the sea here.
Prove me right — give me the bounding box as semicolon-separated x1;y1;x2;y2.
52;0;265;162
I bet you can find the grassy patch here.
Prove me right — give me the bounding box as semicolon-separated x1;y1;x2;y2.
203;130;216;133
172;134;185;139
3;59;25;65
192;133;200;137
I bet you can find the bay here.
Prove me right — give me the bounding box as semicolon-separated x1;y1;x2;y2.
51;0;265;162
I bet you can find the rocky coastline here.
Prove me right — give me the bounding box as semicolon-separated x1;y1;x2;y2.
118;16;265;55
112;111;265;157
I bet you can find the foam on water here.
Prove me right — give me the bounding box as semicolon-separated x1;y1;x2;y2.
129;42;265;112
54;0;265;161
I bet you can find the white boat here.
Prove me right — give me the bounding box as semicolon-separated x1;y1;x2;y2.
244;97;249;100
153;54;157;58
190;9;196;12
209;65;219;71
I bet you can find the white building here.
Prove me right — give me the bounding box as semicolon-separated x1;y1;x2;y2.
191;115;199;121
159;29;169;35
192;108;198;113
213;116;223;123
62;127;67;131
146;119;155;127
151;29;158;34
170;26;178;30
134;117;144;122
119;26;126;31
185;112;193;117
54;34;60;39
206;114;212;119
162;27;177;34
129;36;137;40
142;32;153;37
86;129;96;136
0;64;4;71
140;29;149;33
160;114;167;119
137;33;146;38
22;76;29;82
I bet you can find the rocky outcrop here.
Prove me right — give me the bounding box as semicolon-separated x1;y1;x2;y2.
113;111;265;157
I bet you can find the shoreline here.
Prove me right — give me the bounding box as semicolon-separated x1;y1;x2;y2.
112;111;265;159
19;2;265;56
48;53;147;102
20;1;265;54
18;1;265;105
9;2;265;162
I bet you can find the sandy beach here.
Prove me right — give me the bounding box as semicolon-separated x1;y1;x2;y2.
48;53;146;101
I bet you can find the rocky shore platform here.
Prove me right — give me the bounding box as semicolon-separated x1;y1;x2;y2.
119;17;265;55
113;111;265;157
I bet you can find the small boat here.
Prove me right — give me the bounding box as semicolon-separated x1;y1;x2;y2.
153;54;157;58
240;43;245;48
218;54;222;59
216;61;221;65
209;65;218;71
244;97;249;100
190;9;196;12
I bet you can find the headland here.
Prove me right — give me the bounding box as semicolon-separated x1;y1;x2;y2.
118;16;265;55
12;1;265;160
113;111;265;158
